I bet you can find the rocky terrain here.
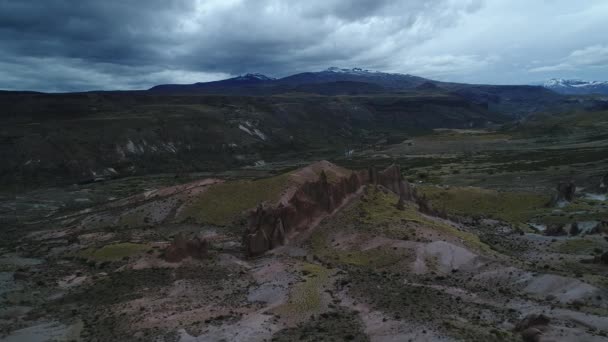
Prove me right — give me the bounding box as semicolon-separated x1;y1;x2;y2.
2;71;608;342
2;147;608;341
1;90;507;190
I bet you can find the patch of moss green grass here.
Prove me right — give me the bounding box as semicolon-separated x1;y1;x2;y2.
361;189;492;254
309;189;492;266
78;242;150;262
417;185;550;225
178;173;292;225
526;196;608;225
273;262;331;320
554;238;606;255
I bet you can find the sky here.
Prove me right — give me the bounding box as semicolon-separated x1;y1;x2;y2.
1;0;607;92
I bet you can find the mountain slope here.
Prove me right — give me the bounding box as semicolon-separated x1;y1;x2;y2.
448;84;563;118
149;73;276;94
1;91;505;188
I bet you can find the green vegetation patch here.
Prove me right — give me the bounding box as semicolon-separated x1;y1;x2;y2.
178;173;292;225
360;190;492;254
522;197;608;226
273;262;331;319
271;309;369;342
334;248;407;267
78;242;150;262
347;270;519;341
428;129;512;141
310;222;410;268
309;189;491;260
554;238;606;255
417;185;550;224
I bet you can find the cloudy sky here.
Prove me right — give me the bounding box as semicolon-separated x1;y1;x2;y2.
1;0;607;92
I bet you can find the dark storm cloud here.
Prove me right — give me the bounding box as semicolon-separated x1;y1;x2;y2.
1;0;607;91
0;1;194;64
0;0;483;91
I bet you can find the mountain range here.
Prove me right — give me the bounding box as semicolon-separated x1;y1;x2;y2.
542;78;608;95
2;67;603;188
150;67;562;117
149;67;430;94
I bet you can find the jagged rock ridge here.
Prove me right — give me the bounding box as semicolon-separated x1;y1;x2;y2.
243;163;413;256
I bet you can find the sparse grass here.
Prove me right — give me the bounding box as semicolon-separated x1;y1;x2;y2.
537;198;607;224
271;309;369;342
273;262;331;319
554;238;605;255
78;242;150;262
417;185;550;224
177;173;292;225
347;270;519;340
359;189;493;254
428;129;512;141
333;248;406;267
117;210;146;228
310;189;492;256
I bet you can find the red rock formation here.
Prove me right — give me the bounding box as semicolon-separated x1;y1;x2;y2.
243;163;412;256
164;233;208;262
377;164;414;205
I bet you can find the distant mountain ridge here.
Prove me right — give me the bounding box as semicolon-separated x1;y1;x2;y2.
149;67;563;117
542;78;608;95
149;67;428;92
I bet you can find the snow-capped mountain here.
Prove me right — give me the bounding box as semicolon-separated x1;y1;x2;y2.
234;73;276;81
324;67;385;75
149;72;275;92
543;78;608;95
322;67;413;78
277;67;429;88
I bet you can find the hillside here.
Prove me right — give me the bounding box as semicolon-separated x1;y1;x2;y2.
1;91;505;189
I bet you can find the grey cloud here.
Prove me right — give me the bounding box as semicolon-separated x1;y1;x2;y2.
0;0;480;91
1;0;607;91
529;45;608;73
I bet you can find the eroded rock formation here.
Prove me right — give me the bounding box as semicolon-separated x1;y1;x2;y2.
515;314;550;342
243;163;412;256
544;223;566;236
377;164;414;203
554;181;576;205
164;233;208;262
583;251;608;265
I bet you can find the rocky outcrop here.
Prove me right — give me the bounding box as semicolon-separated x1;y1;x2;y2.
601;252;608;265
553;181;575;205
597;221;608;234
377;164;414;202
243;163;412;256
515;314;550;342
545;223;566;236
164;233;208;262
569;222;580;236
582;251;608;265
